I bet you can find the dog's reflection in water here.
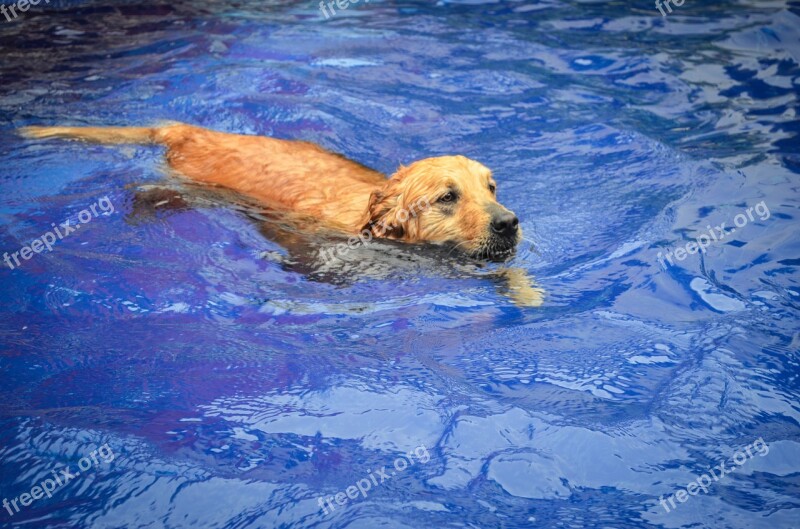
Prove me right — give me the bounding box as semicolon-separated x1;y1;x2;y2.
130;184;544;308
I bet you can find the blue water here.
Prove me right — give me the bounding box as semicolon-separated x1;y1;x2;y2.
1;1;799;527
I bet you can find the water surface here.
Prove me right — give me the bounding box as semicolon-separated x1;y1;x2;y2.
1;1;799;528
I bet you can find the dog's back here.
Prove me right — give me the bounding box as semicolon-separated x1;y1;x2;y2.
21;123;386;228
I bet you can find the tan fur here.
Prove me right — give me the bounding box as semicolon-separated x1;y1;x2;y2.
19;123;520;256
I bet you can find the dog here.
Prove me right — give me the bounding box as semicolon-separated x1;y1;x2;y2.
20;123;543;306
20;123;521;261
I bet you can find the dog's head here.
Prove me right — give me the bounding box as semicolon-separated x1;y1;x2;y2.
359;155;520;260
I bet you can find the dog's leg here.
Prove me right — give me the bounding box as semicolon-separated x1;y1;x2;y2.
494;267;544;307
128;186;191;223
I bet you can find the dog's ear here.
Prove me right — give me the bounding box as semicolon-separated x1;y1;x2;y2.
359;168;409;239
359;190;406;239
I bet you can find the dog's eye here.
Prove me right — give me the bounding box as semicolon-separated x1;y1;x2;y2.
489;184;496;194
438;191;457;204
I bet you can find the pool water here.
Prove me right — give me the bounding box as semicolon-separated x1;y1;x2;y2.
1;1;799;527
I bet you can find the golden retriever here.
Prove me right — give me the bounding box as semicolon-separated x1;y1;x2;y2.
20;123;521;260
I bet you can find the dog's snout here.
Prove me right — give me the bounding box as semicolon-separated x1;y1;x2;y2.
491;211;519;237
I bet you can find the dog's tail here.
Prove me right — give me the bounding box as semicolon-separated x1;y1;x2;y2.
18;125;174;145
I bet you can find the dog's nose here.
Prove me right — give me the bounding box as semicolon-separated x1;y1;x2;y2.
491;212;519;237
